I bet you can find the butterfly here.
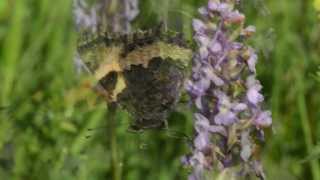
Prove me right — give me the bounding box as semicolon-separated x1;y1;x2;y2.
77;26;192;131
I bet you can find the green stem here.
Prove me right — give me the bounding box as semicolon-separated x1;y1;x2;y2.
107;102;121;180
295;0;320;174
296;71;320;180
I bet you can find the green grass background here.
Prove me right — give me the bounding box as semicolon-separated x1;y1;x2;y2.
0;0;320;179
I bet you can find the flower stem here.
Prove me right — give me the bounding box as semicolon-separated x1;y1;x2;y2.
296;72;320;180
107;102;122;180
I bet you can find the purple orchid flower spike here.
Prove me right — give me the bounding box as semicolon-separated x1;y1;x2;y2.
183;0;272;179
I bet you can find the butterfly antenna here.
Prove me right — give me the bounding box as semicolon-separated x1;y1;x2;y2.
160;127;192;143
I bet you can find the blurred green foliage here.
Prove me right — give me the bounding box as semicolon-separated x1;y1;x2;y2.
0;0;319;180
315;0;320;11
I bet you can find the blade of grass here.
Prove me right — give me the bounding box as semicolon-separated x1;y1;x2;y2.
296;71;320;180
0;1;24;105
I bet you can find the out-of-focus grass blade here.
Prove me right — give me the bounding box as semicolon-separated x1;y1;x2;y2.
315;0;320;11
0;1;25;106
300;146;320;164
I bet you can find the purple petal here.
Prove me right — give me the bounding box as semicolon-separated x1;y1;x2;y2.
73;0;99;32
194;133;210;150
214;111;237;125
198;78;211;93
208;125;227;136
247;49;257;73
214;90;229;105
254;110;272;127
195;113;228;136
195;35;210;46
232;103;247;112
246;76;264;105
126;0;139;21
195;113;210;132
185;81;200;96
186;79;210;97
198;7;209;16
209;41;223;53
207;1;219;11
224;10;245;24
188;162;205;180
247;88;264;105
208;2;230;13
193;19;206;34
203;67;224;86
199;47;209;59
188;174;199;180
190;152;206;167
231;42;243;50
